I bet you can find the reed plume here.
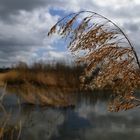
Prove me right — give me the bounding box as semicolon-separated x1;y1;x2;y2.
48;11;140;110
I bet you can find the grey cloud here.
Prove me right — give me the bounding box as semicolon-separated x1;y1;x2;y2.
0;37;41;47
0;4;59;67
0;45;32;65
0;0;43;22
0;0;61;23
123;22;139;32
0;0;46;20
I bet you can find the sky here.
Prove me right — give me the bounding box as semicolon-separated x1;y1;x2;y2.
0;0;140;67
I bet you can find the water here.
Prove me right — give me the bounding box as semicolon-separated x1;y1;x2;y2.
0;89;140;140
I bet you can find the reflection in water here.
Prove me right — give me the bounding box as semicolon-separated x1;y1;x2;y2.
0;88;140;140
20;106;65;140
5;85;77;107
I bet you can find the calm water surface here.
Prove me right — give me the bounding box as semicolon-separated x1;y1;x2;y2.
0;89;140;140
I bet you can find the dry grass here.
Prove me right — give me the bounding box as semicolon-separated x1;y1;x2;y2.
2;61;84;90
0;61;84;106
48;11;140;111
0;73;7;86
0;101;22;140
48;11;140;95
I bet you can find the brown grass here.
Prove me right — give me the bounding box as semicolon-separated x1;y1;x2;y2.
2;61;84;90
48;10;140;96
48;11;140;111
0;61;84;106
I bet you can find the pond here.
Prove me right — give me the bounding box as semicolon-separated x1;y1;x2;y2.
0;88;140;140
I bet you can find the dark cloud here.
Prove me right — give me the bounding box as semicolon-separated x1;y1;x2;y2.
0;0;59;67
0;0;61;23
1;0;46;10
0;37;41;47
0;0;46;20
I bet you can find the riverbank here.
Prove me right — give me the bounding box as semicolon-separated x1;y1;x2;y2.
1;62;84;90
0;62;85;106
0;73;6;86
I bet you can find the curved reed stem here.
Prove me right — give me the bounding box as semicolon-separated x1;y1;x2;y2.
48;10;140;69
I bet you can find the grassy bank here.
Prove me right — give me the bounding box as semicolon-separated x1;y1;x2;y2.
1;62;84;91
0;61;85;106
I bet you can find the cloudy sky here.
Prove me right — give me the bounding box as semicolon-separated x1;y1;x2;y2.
0;0;140;67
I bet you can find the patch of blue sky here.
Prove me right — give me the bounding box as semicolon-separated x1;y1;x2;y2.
53;40;67;52
49;8;66;19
